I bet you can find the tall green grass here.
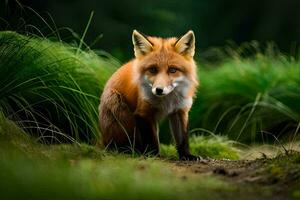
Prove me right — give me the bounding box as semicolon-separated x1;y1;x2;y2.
0;31;118;143
191;44;300;143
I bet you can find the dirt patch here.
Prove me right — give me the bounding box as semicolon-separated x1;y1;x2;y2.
167;152;300;200
171;159;270;183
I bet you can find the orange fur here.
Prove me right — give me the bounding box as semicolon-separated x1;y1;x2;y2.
99;30;199;160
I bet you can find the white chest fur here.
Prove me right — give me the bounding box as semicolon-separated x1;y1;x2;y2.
153;92;192;118
140;80;193;119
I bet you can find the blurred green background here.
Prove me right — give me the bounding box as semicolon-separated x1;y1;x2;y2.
1;0;300;60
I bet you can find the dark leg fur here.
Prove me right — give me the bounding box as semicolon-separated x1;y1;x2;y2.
169;111;200;161
135;115;159;155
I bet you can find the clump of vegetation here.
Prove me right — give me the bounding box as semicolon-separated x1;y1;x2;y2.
191;43;300;143
0;31;118;143
161;135;240;160
264;152;300;181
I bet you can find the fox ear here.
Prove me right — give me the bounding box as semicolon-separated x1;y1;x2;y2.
132;30;153;57
175;30;195;57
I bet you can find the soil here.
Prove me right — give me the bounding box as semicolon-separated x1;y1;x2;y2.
167;154;300;200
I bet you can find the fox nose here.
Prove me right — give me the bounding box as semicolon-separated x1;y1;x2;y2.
155;87;164;95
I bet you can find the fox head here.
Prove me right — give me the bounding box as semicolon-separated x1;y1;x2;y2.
132;30;198;98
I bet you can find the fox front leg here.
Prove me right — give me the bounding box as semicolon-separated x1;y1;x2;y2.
168;110;200;161
135;115;160;156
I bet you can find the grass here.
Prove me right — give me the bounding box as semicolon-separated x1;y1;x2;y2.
1;113;300;200
0;156;229;200
0;113;233;200
0;31;118;143
161;135;240;160
190;43;300;143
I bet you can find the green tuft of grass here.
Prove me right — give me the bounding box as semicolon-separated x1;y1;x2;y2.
160;135;240;160
0;31;118;143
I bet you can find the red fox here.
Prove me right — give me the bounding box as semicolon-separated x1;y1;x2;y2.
99;30;199;160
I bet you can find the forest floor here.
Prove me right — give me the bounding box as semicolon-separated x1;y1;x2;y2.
168;152;300;200
1;116;300;200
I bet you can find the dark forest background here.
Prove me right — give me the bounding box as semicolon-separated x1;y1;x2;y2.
1;0;300;60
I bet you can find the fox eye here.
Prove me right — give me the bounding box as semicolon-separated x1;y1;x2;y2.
148;67;158;74
168;67;178;73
